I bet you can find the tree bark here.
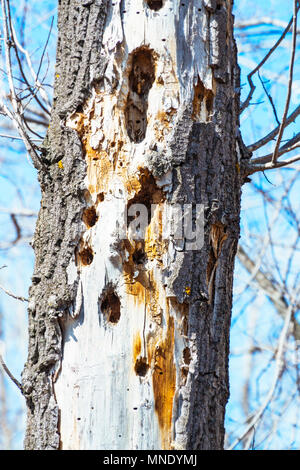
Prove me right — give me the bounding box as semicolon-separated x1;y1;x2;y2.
22;0;242;450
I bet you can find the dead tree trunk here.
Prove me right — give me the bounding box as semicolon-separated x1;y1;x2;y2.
22;0;242;450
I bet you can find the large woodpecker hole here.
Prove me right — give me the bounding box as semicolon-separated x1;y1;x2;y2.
146;0;163;10
192;77;214;122
100;289;121;324
127;169;163;226
125;49;155;143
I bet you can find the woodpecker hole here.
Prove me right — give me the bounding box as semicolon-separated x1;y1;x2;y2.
192;77;214;122
82;206;98;228
127;169;163;224
134;357;149;376
125;48;155;143
206;93;214;114
180;366;189;385
183;347;191;365
132;247;147;265
79;246;94;265
97;192;104;203
146;0;163;10
100;289;121;324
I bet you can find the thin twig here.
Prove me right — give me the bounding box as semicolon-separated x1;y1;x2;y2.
0;283;28;302
10;213;21;244
246;153;300;174
35;16;54;85
7;0;51;112
0;352;23;394
0;133;42;142
247;105;300;153
0;207;37;216
257;70;280;125
0;0;43;169
237;245;300;341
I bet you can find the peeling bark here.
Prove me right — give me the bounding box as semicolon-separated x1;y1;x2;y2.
23;0;242;450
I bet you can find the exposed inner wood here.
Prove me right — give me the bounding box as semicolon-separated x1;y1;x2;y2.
148;314;176;450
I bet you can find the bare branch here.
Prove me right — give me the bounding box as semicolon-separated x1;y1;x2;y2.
257;71;280;126
0;207;37;216
0;96;43;168
0;352;23;394
228;302;295;450
10;213;21;244
240;6;299;114
251;132;300;165
24;113;49;128
0;283;28;302
235;17;300;33
0;133;42;142
8;3;52;112
271;1;298;165
0;0;43;169
246;153;300;175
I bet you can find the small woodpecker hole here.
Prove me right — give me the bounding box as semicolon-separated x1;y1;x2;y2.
146;0;163;10
79;246;94;265
134;357;149;376
100;289;121;324
97;192;105;203
183;347;191;365
180;366;189;385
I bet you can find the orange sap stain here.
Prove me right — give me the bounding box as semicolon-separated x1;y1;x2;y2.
133;332;142;363
148;316;176;449
145;203;167;262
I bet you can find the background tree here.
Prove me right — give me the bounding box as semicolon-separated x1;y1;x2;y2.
0;0;56;449
0;0;297;450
